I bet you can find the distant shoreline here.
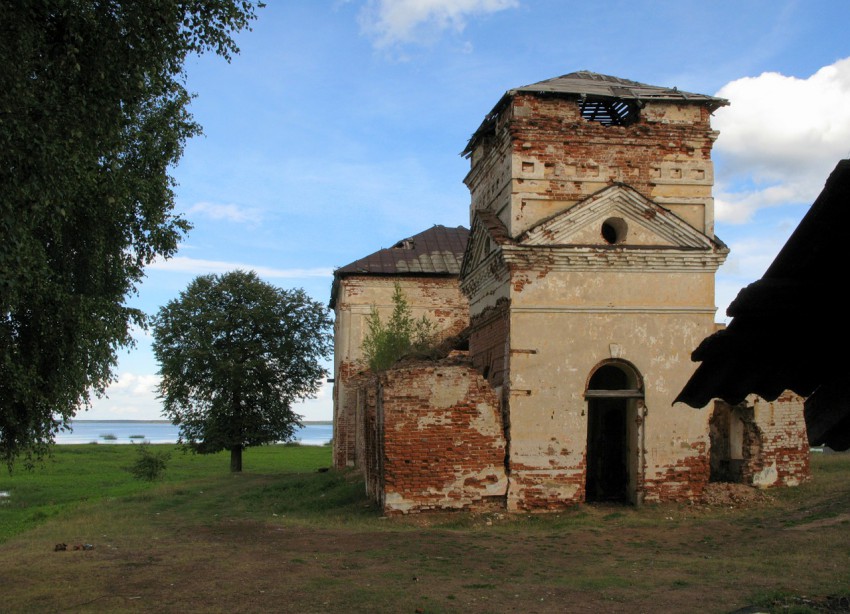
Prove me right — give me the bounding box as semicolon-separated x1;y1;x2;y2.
70;419;333;425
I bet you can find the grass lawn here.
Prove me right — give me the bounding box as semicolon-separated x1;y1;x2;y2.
1;445;849;613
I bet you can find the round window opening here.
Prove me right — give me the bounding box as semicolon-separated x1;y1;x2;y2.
601;217;628;245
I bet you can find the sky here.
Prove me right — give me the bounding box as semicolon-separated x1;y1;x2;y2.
85;0;850;421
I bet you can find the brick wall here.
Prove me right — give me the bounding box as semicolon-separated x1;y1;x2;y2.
468;299;510;389
333;275;469;469
368;356;508;514
710;392;810;488
642;441;710;503
745;392;810;487
467;94;719;238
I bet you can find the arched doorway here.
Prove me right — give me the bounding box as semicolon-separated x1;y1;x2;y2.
584;361;644;504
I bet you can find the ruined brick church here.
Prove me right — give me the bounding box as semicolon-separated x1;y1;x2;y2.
331;72;810;513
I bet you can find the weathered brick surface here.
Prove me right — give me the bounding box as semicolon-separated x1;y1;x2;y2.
712;392;810;488
333;276;469;469
642;441;710;503
332;361;364;468
364;357;508;514
466;94;719;238
343;79;806;513
360;374;381;499
507;467;586;511
459;87;727;510
468;299;510;388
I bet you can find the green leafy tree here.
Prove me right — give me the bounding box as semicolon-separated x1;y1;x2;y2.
362;283;435;372
152;270;332;472
0;1;263;467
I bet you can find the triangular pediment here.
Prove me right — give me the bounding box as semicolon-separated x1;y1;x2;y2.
519;184;716;250
460;211;510;280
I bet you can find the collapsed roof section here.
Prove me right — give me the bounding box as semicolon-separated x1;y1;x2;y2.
330;225;469;308
676;160;850;450
463;70;729;156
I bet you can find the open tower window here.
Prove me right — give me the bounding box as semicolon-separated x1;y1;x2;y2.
601;217;628;245
579;98;639;126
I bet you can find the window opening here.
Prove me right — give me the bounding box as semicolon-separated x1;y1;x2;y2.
580;98;639;126
601;217;628;245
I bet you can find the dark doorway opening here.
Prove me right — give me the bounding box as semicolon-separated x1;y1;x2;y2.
584;363;642;504
586;396;628;501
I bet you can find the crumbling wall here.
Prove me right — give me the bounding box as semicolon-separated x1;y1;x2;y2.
333;361;363;468
360;374;381;501
333;275;469;469
376;357;508;514
641;440;710;503
710;392;810;488
468;299;510;389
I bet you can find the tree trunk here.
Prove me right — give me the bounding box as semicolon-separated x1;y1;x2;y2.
230;445;243;472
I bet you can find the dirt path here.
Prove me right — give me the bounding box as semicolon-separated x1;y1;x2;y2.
3;455;850;613
4;495;849;613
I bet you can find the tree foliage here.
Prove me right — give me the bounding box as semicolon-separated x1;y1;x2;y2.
362;283;435;372
152;271;332;472
0;1;263;467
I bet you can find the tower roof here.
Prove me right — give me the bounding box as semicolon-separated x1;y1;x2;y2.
463;71;728;156
511;71;727;105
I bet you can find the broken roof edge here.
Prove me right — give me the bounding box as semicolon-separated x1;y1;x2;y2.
329;224;469;309
462;71;729;157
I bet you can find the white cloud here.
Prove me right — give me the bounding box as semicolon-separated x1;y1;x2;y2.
713;57;850;223
88;373;333;422
188;202;262;225
87;372;162;420
359;0;519;48
717;236;786;281
109;373;160;396
149;256;333;279
291;379;333;422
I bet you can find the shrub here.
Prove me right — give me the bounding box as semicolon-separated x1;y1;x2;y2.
128;443;171;481
362;283;435;372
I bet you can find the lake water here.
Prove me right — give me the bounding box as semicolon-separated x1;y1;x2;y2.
55;421;333;446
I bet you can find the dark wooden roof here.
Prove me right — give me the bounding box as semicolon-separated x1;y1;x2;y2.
511;71;728;106
330;225;469;308
464;71;728;156
676;160;850;450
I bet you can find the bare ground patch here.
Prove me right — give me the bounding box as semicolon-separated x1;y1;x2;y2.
2;455;849;613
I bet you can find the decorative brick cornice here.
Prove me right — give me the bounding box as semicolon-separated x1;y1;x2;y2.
501;244;728;272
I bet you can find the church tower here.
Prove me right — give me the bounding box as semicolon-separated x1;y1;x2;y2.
459;72;729;509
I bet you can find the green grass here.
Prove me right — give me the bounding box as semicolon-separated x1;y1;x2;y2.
0;443;334;542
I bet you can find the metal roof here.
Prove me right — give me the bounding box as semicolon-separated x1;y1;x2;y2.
330;225;469;307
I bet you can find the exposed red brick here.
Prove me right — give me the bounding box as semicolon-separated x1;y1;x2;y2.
361;359;508;514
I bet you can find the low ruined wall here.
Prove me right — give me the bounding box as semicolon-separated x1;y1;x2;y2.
377;358;508;514
711;392;810;488
745;392;810;487
333;275;469;470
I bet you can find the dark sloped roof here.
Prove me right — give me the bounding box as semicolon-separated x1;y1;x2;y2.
512;71;728;106
463;71;728;156
676;160;850;450
330;225;469;308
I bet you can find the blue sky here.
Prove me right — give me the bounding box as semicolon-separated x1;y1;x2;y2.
86;0;850;421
